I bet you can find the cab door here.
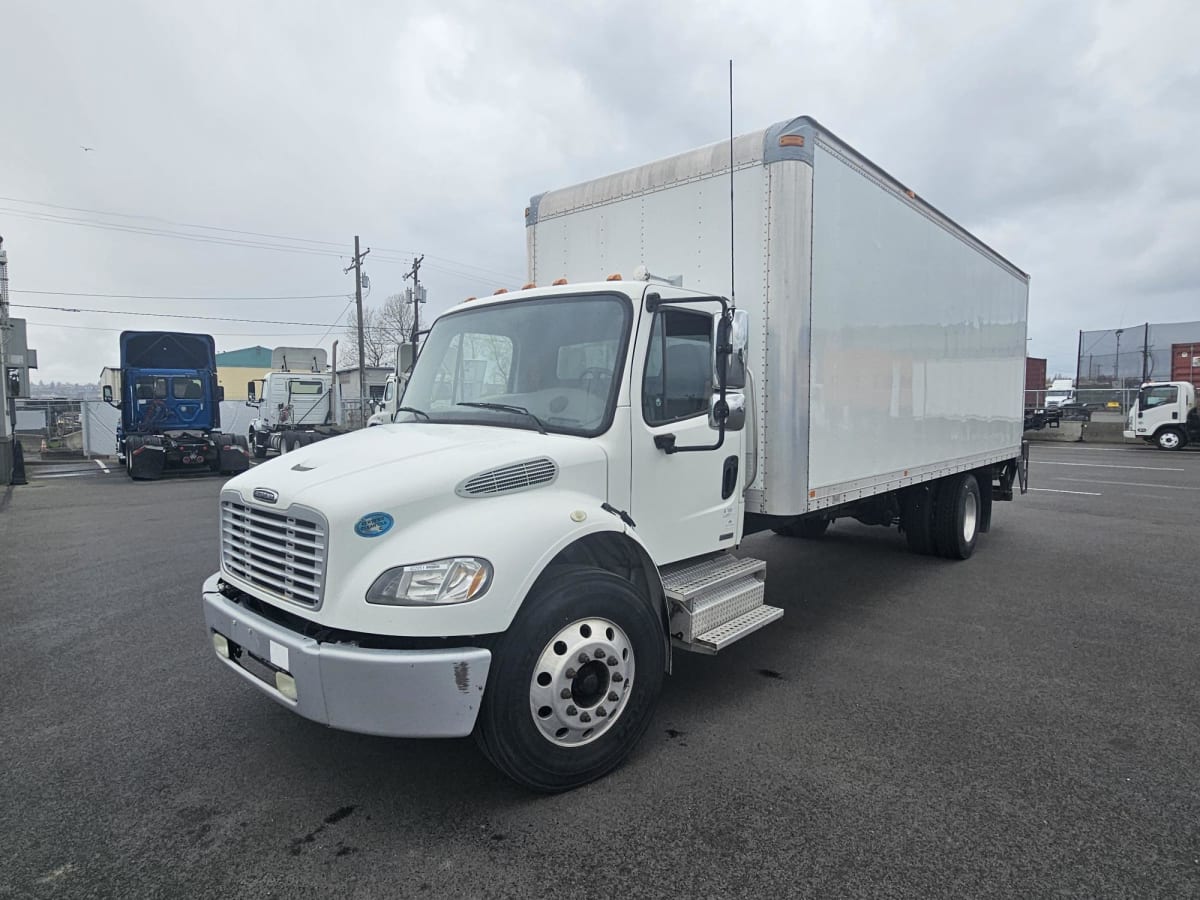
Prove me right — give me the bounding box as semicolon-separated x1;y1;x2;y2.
1136;384;1180;436
629;297;743;565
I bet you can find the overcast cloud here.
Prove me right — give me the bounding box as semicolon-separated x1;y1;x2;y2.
2;0;1197;383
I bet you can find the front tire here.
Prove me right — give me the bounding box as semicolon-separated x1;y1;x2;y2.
250;430;267;459
1156;428;1186;451
474;566;665;793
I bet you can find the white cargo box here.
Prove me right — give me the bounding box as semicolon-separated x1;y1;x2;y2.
527;116;1029;516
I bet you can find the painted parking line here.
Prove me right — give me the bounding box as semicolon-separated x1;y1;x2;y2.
1029;488;1102;496
1057;477;1200;491
1038;461;1184;472
94;459;110;473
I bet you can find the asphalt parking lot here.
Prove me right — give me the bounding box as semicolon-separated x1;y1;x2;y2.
2;443;1198;899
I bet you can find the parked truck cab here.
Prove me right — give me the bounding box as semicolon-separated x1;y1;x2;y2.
1125;381;1199;450
101;331;249;480
203;115;1029;791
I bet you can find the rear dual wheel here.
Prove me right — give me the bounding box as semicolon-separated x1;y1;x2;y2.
902;473;980;560
474;566;665;793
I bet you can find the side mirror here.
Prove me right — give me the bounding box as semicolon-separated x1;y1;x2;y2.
246;380;257;402
217;386;225;402
713;309;750;390
399;343;415;373
710;390;746;431
102;385;113;403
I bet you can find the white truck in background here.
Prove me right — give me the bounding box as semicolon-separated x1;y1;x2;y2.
1125;381;1199;450
203;115;1030;792
1044;378;1076;407
367;344;415;427
246;347;348;456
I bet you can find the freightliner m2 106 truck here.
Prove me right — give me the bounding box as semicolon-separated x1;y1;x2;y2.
202;116;1030;791
102;331;250;480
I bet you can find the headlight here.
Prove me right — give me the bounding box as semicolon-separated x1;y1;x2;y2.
366;557;492;606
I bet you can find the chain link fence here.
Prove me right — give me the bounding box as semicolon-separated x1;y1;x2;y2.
13;399;85;458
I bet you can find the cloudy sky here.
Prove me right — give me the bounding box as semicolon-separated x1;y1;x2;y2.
2;0;1197;384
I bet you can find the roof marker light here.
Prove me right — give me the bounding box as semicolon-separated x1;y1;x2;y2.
522;282;536;289
779;134;805;147
552;278;568;286
606;273;622;281
493;288;508;295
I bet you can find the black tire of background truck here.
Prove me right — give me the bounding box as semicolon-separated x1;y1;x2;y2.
933;473;981;560
1155;427;1186;451
474;566;666;793
772;517;831;539
124;436;140;478
250;430;267;459
901;482;939;556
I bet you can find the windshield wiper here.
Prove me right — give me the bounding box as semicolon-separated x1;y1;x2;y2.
456;402;547;434
395;406;430;420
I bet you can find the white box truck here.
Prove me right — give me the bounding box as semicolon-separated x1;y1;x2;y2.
202;115;1030;791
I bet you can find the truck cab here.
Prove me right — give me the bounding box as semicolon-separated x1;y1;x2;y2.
1044;379;1075;408
101;331;249;480
246;347;339;456
1125;381;1199;450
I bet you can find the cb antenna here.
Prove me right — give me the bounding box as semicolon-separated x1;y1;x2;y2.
728;59;736;308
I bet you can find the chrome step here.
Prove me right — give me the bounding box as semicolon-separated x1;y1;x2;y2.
669;574;765;642
661;554;766;606
676;604;785;655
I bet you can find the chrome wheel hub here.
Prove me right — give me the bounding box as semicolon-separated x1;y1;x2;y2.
529;617;635;747
962;491;978;543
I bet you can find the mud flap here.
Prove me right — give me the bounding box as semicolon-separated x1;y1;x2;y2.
130;444;166;480
219;439;250;475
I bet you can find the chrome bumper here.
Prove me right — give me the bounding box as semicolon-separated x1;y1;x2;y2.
201;574;491;738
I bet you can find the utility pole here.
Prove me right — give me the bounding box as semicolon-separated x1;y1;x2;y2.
405;254;425;370
344;237;370;424
0;235;12;485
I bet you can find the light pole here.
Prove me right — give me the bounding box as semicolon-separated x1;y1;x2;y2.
1114;328;1124;410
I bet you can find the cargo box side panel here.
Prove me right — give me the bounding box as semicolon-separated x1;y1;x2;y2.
807;143;1027;499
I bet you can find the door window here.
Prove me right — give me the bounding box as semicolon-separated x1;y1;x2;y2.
643;309;713;425
1139;385;1178;410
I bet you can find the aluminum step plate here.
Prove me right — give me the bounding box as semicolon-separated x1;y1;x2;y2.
661;555;766;603
671;575;766;641
682;604;784;654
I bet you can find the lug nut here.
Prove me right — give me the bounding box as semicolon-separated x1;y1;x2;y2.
580;712;591;723
595;707;607;718
566;705;577;716
579;653;590;664
594;648;606;659
608;691;619;702
566;668;577;679
560;688;572;699
612;673;623;683
606;656;618;666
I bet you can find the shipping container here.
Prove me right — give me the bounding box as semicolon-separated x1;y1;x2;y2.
1025;357;1047;407
1170;343;1200;391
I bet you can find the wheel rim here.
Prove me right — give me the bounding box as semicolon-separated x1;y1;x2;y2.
1160;432;1179;449
962;490;978;543
529;617;635;748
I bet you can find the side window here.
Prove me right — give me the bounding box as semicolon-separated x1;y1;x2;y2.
1141;385;1178;410
643;309;713;425
172;378;203;400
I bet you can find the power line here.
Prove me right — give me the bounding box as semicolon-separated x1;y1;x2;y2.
11;288;351;302
11;302;338;327
22;320;333;337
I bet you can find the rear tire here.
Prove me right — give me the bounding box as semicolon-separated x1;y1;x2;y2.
933;474;981;560
474;566;665;793
1155;428;1186;451
772;517;831;539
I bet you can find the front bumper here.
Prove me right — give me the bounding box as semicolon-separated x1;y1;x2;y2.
201;574;491;738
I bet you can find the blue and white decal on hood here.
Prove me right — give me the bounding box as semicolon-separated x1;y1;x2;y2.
354;512;394;538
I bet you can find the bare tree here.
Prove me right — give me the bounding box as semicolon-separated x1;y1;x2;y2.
341;293;414;369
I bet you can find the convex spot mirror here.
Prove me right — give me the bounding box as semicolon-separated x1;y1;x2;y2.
712;309;750;390
710;390;746;432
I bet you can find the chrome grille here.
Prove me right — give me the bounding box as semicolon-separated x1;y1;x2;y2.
220;497;327;607
456;457;558;497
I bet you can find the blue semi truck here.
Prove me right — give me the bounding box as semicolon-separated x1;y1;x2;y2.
101;330;250;480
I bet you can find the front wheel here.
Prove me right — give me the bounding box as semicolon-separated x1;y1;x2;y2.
1156;428;1186;451
250;430;267;459
474;566;665;793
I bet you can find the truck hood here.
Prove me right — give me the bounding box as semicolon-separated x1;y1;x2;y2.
224;423;609;515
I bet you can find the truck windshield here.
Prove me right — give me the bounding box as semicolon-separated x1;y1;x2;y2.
403;293;631;436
